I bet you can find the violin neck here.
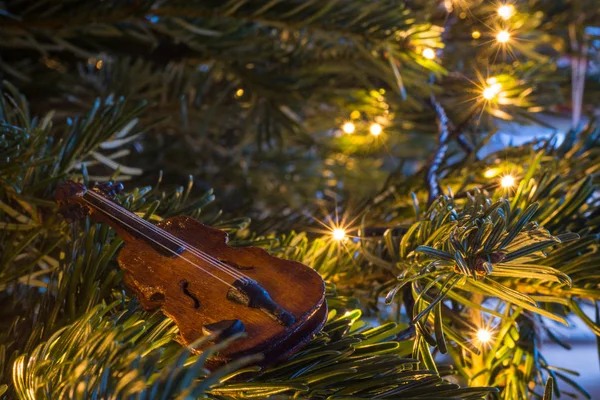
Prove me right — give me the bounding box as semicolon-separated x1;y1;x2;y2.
82;190;183;256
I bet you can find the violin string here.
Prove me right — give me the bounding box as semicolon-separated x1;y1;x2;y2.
81;196;237;288
84;191;249;282
84;190;252;283
83;191;247;282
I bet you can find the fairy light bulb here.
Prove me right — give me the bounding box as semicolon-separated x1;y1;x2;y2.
484;168;499;178
370;123;382;136
501;175;516;188
472;30;481;39
496;30;511;44
483;80;502;100
483;87;496;100
332;228;346;241
342;122;355;134
235;88;244;98
444;0;453;12
422;48;436;60
498;4;515;20
476;328;493;344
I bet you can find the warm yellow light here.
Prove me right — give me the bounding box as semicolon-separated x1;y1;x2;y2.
472;30;481;39
369;123;382;136
482;88;496;100
484;168;499;178
422;48;436;60
476;328;493;344
482;84;501;101
235;88;244;97
332;228;346;241
95;60;103;69
501;175;516;188
444;0;453;12
498;4;515;20
496;30;511;44
350;110;361;119
342;122;355;134
486;77;498;85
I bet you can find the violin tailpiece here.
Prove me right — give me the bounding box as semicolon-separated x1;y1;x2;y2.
227;279;296;327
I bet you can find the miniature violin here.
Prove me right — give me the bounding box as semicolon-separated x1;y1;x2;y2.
56;181;327;366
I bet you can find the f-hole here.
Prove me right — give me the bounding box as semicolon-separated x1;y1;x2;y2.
180;280;200;309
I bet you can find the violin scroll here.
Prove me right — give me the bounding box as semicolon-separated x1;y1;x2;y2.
55;181;89;220
56;181;124;221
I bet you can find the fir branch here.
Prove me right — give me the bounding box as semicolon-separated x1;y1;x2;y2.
9;300;498;399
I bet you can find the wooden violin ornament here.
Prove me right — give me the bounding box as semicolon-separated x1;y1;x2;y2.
56;181;327;366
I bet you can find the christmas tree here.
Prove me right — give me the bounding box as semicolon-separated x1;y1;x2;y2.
1;0;599;398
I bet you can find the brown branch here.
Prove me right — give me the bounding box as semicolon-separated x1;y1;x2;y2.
456;133;476;155
425;96;451;206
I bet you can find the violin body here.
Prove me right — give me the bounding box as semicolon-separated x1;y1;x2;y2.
56;181;327;366
120;216;327;364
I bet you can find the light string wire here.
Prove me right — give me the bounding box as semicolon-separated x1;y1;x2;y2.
82;190;252;287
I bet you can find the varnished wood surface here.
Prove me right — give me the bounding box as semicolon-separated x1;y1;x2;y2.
56;181;327;366
118;216;327;365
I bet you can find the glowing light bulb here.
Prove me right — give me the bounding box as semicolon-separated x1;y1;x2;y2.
501;175;516;188
332;228;346;241
482;81;502;100
370;123;382;136
496;30;510;44
484;168;499;178
342;122;355;134
482;88;496;100
235;88;244;98
422;48;436;60
498;4;515;20
476;328;493;344
472;30;481;39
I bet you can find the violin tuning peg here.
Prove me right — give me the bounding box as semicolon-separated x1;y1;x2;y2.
202;319;245;340
94;181;125;198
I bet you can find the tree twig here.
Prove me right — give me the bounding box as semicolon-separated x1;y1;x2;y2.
456;133;476;154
